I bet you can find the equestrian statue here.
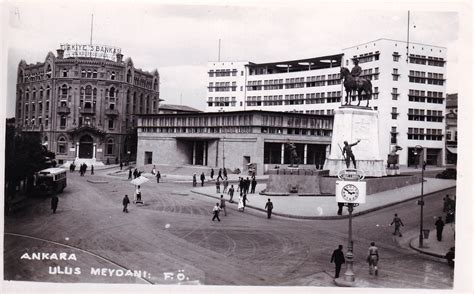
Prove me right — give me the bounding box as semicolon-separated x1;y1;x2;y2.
340;59;373;108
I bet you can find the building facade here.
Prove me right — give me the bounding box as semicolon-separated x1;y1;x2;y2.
15;45;161;165
445;93;457;164
137;111;333;175
205;38;447;167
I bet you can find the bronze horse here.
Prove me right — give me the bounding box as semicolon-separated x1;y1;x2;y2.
340;67;372;107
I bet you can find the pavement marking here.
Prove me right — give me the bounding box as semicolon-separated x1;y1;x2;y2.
4;232;154;284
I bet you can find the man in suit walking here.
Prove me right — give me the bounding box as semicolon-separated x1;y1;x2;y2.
330;245;345;279
265;198;273;219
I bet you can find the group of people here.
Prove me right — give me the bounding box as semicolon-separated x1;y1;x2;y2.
129;168;142;179
331;242;380;279
237;177;257;195
210;194;273;221
69;162;93;176
79;163;92;176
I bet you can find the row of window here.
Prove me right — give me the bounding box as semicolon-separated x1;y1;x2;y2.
408;108;444;122
407;128;443;140
409;54;445;67
208;69;241;77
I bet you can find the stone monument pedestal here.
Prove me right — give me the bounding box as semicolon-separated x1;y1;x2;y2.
324;106;386;177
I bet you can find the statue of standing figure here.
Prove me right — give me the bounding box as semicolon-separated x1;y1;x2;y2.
342;139;361;169
286;142;300;167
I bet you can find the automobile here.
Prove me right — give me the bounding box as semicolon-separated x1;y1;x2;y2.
435;168;457;179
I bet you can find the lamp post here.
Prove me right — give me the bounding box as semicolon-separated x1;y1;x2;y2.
344;202;358;282
414;145;425;248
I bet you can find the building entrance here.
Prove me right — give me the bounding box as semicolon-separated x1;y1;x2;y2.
79;135;94;158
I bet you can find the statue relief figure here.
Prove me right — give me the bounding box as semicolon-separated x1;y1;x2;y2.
341;139;361;169
387;145;403;169
286;142;300;167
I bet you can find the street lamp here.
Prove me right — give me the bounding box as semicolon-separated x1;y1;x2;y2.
413;145;426;248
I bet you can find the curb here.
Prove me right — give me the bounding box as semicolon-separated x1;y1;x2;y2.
191;185;455;220
408;236;450;259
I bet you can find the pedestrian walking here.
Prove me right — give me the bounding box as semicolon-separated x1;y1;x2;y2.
200;172;205;186
238;195;245;212
443;195;450;212
120;162;123;170
435;216;445;241
91;165;94;175
445;247;455;267
135;185;142;203
83;163;88;175
242;193;249;208
51;194;59;214
223;168;227;179
133;168;138;179
228;185;235;203
212;202;221;221
223;178;229;193
367;242;379;275
251;178;257;194
210;168;214;179
390;213;404;237
128;169;132;180
156;171;161;183
217;168;223;180
330;245;345;279
192;173;197;187
265;198;273;219
220;195;227;216
337;202;344;215
245;177;250;194
151;165;156;176
123;194;130;213
216;179;221;193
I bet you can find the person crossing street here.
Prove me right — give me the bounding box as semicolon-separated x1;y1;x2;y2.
212;202;221;222
367;242;379;276
390;213;404;237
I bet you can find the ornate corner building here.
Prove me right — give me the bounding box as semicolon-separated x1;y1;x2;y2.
15;45;161;165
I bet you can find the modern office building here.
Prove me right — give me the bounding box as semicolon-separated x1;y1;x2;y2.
136;110;333;175
15;44;161;165
205;38;448;167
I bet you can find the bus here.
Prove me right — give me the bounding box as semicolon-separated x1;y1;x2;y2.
35;168;67;195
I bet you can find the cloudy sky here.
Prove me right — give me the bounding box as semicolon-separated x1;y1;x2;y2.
1;0;466;117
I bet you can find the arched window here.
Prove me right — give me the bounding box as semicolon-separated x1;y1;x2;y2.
106;138;114;155
92;70;98;78
57;136;67;154
87;70;92;78
81;70;86;78
45;64;52;79
61;85;68;100
153;78;158;91
127;69;132;83
111;71;116;80
139;94;144;114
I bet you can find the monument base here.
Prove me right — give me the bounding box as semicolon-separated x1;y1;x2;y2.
323;159;387;177
386;168;401;176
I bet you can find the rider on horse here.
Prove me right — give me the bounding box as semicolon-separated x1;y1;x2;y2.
351;59;362;84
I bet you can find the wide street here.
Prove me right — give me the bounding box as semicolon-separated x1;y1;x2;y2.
3;167;455;288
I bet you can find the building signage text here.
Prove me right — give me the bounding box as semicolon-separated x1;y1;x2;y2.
60;44;122;61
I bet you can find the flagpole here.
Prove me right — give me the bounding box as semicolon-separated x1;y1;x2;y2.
406;11;410;63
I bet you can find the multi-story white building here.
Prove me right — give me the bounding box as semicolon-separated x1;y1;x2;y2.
205;38;447;167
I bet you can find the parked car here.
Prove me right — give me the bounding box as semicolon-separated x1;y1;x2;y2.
436;168;457;179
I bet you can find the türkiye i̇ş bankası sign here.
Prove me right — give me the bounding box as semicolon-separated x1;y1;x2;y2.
60;44;122;61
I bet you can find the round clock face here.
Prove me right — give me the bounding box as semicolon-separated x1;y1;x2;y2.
342;184;359;201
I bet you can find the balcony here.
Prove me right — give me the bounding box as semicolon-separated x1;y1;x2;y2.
57;106;71;114
105;109;119;116
80;107;96;115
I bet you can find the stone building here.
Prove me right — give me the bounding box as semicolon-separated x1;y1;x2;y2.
137;110;333;175
15;44;161;165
